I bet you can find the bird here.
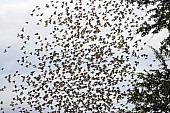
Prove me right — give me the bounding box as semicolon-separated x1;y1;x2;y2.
3;49;7;53
21;27;24;32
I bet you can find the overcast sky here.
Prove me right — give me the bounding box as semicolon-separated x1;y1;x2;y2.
0;1;42;112
0;0;169;113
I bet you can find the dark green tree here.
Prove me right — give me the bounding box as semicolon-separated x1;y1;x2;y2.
125;0;170;112
127;47;170;112
125;0;170;56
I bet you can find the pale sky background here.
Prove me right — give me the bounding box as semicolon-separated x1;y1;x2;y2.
0;0;169;113
0;1;45;112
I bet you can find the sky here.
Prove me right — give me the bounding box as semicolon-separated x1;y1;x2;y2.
0;0;169;113
0;1;43;112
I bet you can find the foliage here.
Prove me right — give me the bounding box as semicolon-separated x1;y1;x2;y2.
160;35;170;57
127;47;170;113
126;0;170;36
125;0;170;57
124;0;170;112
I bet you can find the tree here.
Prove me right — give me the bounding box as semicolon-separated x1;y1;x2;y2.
1;0;148;113
125;0;170;56
125;0;170;32
125;0;170;112
127;47;170;113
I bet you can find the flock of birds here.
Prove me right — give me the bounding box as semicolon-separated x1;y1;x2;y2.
0;0;153;113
